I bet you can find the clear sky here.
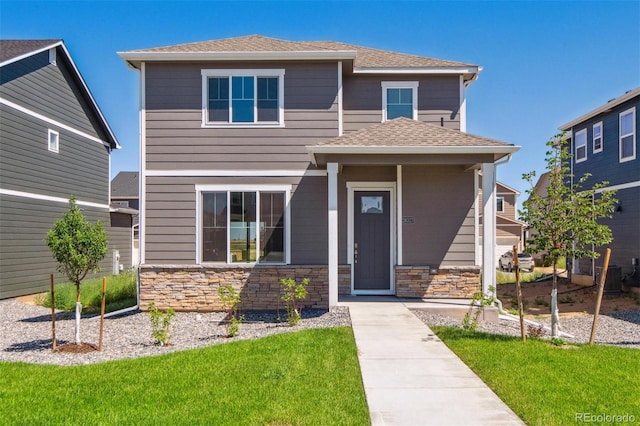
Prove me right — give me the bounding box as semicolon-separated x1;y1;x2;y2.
1;0;639;206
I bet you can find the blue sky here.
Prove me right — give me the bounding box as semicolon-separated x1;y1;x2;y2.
1;1;639;204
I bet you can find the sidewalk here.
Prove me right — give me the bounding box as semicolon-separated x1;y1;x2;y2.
342;301;524;426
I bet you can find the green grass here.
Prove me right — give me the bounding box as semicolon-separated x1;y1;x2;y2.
35;271;136;314
496;269;546;284
0;327;369;426
432;327;640;425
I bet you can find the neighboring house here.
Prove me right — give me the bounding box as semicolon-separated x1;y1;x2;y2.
0;39;133;299
118;35;520;311
111;171;140;265
478;180;525;266
558;87;640;288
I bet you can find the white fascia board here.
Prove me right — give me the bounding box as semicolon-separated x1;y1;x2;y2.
559;87;640;131
118;50;357;65
0;40;63;67
307;145;521;155
57;42;121;150
353;66;480;75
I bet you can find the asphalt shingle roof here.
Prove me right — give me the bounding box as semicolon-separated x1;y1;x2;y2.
314;117;513;148
111;171;139;198
0;39;61;64
126;35;474;69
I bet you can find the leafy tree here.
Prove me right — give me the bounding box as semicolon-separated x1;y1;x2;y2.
46;196;107;344
520;133;616;337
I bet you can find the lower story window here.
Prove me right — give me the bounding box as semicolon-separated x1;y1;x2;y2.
201;189;287;264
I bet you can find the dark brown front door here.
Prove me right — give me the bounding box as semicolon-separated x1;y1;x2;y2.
354;191;391;291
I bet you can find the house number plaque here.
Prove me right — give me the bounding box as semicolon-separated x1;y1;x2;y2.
402;216;415;224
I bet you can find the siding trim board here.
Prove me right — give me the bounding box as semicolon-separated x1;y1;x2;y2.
145;169;327;177
0;188;111;210
0;97;111;148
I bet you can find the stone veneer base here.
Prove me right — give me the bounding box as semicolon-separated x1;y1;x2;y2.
395;266;481;298
139;265;351;312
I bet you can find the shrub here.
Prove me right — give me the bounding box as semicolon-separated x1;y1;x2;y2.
280;277;309;326
462;288;495;331
148;303;175;346
218;285;243;337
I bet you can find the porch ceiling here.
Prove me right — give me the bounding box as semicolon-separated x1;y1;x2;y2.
307;117;520;167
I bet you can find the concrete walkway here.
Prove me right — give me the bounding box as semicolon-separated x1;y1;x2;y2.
342;300;524;426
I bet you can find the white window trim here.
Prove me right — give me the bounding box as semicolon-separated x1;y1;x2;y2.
574;128;587;163
619;107;636;163
381;81;419;122
201;69;285;128
496;196;504;213
592;121;603;153
195;184;292;265
48;129;59;153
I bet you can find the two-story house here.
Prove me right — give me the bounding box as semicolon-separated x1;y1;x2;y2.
559;87;640;288
119;35;520;311
0;39;134;299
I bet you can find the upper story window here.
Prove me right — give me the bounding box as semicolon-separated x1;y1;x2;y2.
496;197;504;213
620;107;636;162
574;128;587;163
592;122;603;153
201;69;285;127
48;129;59;153
381;81;418;121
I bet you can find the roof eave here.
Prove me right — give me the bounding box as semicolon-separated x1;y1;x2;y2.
117;50;358;68
559;87;640;131
0;40;63;68
353;65;480;80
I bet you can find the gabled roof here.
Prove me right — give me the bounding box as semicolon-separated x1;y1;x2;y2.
0;39;120;150
111;171;139;199
118;35;480;80
0;39;61;64
559;87;640;131
307;117;519;164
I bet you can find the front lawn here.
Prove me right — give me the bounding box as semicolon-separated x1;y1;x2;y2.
0;327;369;425
433;327;640;425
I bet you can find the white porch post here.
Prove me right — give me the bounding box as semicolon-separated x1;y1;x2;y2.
327;162;339;307
481;163;497;296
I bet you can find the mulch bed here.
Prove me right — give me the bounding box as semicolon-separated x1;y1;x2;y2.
55;343;99;353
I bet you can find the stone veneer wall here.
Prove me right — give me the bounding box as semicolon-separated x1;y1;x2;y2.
395;266;480;298
139;265;351;312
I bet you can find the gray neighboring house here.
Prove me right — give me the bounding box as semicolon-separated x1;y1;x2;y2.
119;35;520;311
0;39;133;299
111;171;139;264
559;87;640;288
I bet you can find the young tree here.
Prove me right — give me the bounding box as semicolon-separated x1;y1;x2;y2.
46;196;107;344
520;133;616;338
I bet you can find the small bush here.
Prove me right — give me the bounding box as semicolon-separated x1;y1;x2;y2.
527;324;545;338
462;288;494;331
218;285;243;337
280;277;309;326
148;303;175;346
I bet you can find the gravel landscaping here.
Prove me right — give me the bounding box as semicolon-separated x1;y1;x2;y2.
412;309;640;348
0;299;350;366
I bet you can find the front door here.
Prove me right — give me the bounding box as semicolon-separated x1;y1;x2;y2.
353;191;391;292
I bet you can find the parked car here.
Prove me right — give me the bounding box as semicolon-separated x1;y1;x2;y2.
499;251;534;272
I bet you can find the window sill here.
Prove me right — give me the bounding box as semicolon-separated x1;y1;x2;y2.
201;123;285;129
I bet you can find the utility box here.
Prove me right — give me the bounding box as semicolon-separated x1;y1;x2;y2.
597;265;622;294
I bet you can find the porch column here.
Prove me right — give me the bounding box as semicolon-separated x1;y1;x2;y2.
481;163;497;296
327;162;339;307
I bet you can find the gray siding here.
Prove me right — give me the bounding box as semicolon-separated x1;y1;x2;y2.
402;165;476;266
343;75;461;132
0;104;110;204
0;48;106;140
572;96;640;187
144;176;328;264
144;61;339;171
109;212;134;270
0;196;132;299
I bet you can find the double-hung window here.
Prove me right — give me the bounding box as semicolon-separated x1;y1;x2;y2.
202;69;285;127
48;129;59;153
574;128;587;163
496;197;504;213
198;185;290;264
592;122;603;153
381;81;419;121
619;107;636;162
